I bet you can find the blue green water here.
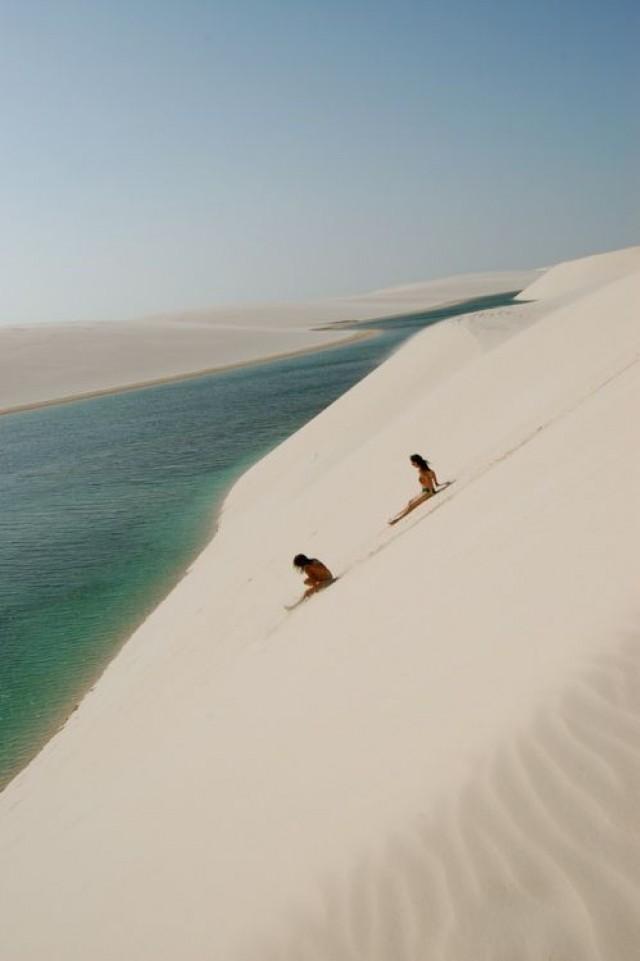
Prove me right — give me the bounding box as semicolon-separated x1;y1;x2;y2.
0;292;519;787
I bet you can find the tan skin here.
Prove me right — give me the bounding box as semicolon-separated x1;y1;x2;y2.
388;459;441;526
285;558;335;610
300;559;334;598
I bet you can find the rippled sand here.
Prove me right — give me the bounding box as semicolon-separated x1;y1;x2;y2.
1;248;638;959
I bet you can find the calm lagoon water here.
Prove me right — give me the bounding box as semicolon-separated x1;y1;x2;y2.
0;293;518;786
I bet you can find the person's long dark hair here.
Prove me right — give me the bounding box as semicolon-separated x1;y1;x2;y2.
410;454;430;470
293;554;311;568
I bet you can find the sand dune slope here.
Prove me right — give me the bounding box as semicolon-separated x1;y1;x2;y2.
254;641;640;961
0;248;638;959
517;245;640;301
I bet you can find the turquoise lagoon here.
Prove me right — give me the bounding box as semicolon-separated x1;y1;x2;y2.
0;293;519;786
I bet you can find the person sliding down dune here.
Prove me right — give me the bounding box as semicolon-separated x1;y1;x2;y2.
388;453;444;526
290;554;335;605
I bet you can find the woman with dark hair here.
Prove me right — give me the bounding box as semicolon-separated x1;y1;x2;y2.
388;454;442;525
291;554;335;603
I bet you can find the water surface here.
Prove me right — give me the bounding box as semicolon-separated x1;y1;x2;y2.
0;292;519;785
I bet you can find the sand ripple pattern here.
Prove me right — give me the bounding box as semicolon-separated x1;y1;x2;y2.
241;639;640;961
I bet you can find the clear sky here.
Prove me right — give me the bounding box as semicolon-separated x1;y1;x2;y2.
1;0;638;323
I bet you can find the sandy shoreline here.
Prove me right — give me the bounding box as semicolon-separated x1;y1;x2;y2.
0;296;502;784
1;248;638;960
0;289;526;791
0;268;537;415
0;327;375;417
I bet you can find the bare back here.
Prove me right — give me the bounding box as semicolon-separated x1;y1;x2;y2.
419;468;436;493
304;559;334;586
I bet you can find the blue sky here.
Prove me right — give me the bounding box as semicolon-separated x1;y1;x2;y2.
1;0;638;323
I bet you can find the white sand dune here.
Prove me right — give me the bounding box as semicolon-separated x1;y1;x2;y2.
516;245;640;301
0;247;639;959
0;268;535;413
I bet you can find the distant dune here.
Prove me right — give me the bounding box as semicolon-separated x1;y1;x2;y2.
0;268;536;413
1;247;638;959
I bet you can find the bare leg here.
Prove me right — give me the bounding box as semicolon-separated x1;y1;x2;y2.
285;577;335;610
284;586;314;610
284;596;307;611
304;576;335;597
388;490;433;525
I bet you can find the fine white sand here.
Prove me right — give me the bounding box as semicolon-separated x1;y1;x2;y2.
0;268;536;413
1;247;639;959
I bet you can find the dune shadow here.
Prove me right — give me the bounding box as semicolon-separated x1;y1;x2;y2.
237;633;640;960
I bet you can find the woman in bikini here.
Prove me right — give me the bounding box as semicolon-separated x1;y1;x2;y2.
291;554;335;603
388;454;442;525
